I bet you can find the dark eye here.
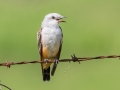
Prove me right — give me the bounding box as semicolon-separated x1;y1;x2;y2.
52;16;55;19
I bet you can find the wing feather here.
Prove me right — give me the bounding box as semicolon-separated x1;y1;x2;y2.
37;28;44;76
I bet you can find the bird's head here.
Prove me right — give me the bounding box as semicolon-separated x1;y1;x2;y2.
42;13;66;27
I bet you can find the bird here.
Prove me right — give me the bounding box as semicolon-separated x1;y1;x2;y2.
37;13;66;81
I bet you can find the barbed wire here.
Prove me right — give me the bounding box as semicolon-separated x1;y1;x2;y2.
0;54;120;68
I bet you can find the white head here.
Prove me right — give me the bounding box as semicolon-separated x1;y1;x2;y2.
41;13;66;27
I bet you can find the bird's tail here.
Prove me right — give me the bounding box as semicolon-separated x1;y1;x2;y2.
43;66;50;81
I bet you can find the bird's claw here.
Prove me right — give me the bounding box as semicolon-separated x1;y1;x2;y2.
54;59;59;65
44;59;50;64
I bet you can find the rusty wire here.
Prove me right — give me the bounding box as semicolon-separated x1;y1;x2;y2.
0;54;120;68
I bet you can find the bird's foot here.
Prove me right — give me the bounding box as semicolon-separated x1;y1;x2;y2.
54;59;59;65
44;59;51;64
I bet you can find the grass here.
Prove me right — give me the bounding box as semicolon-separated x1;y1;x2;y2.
0;0;120;90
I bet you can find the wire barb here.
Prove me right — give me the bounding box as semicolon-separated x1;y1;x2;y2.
71;54;80;64
5;60;13;68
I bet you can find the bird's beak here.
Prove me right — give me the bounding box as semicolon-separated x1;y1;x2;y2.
57;16;67;23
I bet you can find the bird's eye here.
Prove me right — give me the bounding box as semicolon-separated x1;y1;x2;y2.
52;16;55;19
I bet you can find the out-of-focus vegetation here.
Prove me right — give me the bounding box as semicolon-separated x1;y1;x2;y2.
0;0;120;90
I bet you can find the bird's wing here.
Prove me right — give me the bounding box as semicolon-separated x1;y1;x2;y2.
37;28;44;76
51;26;63;76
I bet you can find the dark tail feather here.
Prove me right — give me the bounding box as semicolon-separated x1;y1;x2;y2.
43;67;50;81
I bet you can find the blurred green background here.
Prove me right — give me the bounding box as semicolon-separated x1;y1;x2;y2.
0;0;120;90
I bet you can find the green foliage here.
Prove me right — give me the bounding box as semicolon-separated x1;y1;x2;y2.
0;0;120;90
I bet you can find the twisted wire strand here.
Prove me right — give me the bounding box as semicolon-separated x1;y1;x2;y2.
0;54;120;68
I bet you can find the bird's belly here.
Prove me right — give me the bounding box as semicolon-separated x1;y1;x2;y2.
42;35;61;58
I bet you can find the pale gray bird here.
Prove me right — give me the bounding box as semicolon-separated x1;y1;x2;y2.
37;13;66;81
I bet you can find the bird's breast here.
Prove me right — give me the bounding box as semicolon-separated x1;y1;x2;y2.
41;27;62;58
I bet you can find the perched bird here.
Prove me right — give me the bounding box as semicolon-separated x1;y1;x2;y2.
37;13;66;81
